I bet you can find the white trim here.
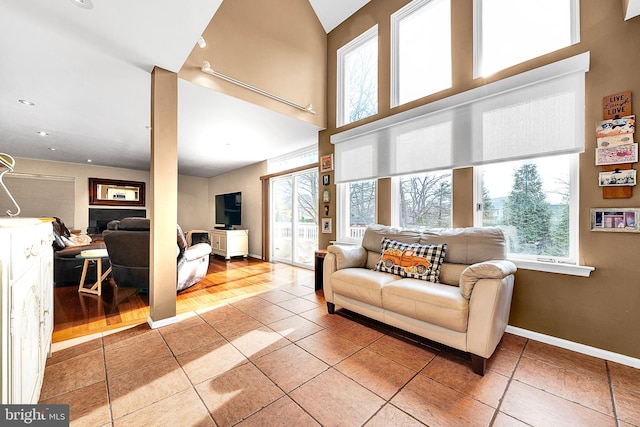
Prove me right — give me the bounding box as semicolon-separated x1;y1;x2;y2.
511;259;594;277
147;315;178;329
506;325;640;369
472;0;483;80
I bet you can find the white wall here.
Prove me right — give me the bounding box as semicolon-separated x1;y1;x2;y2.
208;161;267;258
12;157;210;232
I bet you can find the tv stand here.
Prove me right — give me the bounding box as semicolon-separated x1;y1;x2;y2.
209;229;248;260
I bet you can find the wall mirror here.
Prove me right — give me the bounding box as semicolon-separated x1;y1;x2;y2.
89;178;145;207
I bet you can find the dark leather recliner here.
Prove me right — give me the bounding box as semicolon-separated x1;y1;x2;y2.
103;217;211;292
52;217;110;286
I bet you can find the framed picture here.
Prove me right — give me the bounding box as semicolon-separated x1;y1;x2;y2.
322;190;330;202
322;174;330;186
89;178;145;207
595;143;638;166
590;208;640;232
595;115;635;138
320;154;334;172
599;169;636;186
321;218;332;234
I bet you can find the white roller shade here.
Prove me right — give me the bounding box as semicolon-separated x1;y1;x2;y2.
332;52;589;183
0;173;75;224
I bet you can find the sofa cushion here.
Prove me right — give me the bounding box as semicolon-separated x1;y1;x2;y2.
327;245;367;270
362;224;422;269
374;238;446;283
331;268;400;307
382;279;469;332
420;227;506;264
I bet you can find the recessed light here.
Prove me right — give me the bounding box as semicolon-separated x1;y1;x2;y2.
87;159;92;163
37;131;49;136
70;0;93;10
48;147;56;151
18;99;35;106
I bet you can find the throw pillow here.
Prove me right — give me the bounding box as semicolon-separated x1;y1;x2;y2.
375;237;447;283
62;234;93;247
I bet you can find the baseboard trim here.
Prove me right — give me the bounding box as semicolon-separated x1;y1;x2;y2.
506;325;640;369
147;315;178;329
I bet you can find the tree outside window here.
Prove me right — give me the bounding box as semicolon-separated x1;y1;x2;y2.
480;156;572;259
398;171;452;229
338;26;378;127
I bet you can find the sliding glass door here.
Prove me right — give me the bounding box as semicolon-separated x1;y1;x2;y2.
271;169;318;268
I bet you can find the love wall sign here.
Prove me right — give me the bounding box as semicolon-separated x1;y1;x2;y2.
603;91;631;120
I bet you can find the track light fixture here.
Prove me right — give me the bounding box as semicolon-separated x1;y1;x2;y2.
200;61;315;114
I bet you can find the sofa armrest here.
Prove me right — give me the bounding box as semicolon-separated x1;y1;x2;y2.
466;275;515;358
323;252;337;302
327;245;367;270
459;260;516;299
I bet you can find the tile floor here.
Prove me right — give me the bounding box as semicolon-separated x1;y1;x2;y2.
41;278;640;427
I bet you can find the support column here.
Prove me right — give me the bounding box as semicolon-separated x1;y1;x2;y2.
148;66;178;328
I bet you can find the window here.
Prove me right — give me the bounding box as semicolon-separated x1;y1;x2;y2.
337;26;378;127
393;171;452;229
268;145;317;174
476;154;578;262
336;180;377;243
474;0;580;77
391;0;451;107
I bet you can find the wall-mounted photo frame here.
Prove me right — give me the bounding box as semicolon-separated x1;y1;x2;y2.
595;143;638;166
320;154;334;172
321;218;332;234
322;190;330;203
599;169;636;186
322;174;330;186
590;207;640;232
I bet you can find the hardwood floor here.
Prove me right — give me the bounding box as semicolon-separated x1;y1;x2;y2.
53;256;315;343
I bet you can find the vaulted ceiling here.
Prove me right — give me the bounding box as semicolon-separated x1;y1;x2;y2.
0;0;370;177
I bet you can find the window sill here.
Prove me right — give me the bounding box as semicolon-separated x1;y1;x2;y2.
510;259;594;277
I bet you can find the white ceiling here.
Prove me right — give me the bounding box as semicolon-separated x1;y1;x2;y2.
0;0;370;178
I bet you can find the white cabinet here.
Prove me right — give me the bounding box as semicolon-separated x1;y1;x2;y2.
0;219;54;404
209;229;248;260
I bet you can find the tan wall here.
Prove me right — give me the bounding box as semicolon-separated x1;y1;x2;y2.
179;0;327;129
321;0;640;359
12;157;210;232
177;174;211;231
208;161;267;258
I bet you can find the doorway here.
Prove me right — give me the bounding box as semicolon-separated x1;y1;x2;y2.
271;169;318;268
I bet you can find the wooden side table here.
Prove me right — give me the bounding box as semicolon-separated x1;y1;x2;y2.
314;249;328;291
76;249;112;296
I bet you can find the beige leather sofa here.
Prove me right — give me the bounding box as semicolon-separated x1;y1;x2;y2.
323;224;516;375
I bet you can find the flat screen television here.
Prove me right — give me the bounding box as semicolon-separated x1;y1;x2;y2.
215;192;242;229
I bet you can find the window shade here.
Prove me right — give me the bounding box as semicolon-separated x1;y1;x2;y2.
0;174;75;224
332;52;589;183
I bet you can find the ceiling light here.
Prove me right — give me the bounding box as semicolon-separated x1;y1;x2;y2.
37;131;49;137
87;159;92;163
48;147;56;151
18;99;35;106
197;37;207;48
70;0;94;10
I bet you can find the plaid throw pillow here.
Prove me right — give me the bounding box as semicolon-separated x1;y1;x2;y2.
375;237;447;283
